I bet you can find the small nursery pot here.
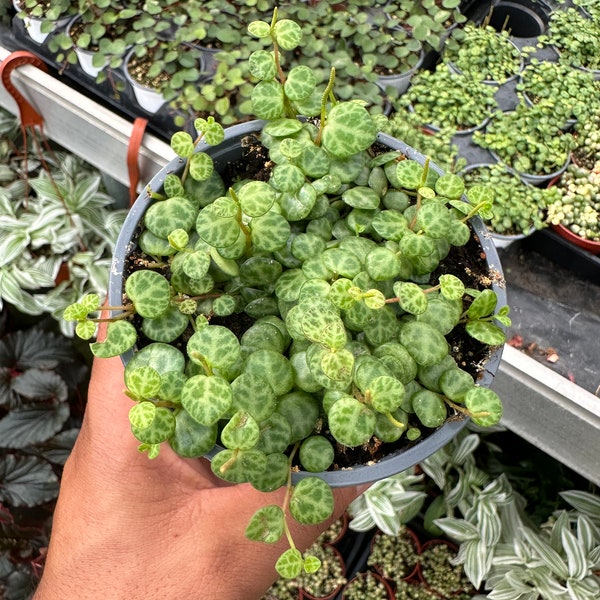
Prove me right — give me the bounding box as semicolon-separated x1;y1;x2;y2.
488;148;570;187
417;539;475;598
551;223;600;255
547;173;600;255
484;0;551;39
123;48;167;114
12;0;71;44
108;120;506;488
299;545;346;600
66;17;107;78
341;571;394;600
376;47;425;96
368;527;421;584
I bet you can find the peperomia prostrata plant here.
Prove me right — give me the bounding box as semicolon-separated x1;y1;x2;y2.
64;10;509;580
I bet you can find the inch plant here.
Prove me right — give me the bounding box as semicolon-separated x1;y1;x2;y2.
64;11;509;580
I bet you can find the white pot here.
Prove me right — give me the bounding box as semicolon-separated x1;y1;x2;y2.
124;49;166;114
13;0;70;44
375;48;424;96
66;17;107;78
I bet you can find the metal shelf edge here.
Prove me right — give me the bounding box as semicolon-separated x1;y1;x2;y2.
494;344;600;486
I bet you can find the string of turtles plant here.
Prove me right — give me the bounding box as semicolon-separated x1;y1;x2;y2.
63;10;509;580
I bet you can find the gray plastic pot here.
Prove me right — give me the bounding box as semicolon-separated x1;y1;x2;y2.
108;119;506;487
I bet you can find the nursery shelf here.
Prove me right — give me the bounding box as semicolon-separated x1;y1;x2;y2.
0;45;175;192
1;43;598;487
494;345;600;487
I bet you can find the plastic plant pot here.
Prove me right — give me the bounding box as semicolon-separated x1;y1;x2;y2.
486;0;551;39
66;17;107;78
12;0;71;44
376;47;425;96
107;120;507;488
299;545;346;600
417;539;476;598
368;527;421;585
341;571;394;600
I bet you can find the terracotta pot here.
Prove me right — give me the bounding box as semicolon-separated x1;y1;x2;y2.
417;539;476;598
299;545;346;600
368;527;421;584
341;571;395;600
547;173;600;255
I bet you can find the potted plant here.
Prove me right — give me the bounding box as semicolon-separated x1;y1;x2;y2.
461;162;561;246
368;526;421;585
48;1;143;80
384;111;467;174
396;64;497;135
417;538;476;597
64;10;509;580
546;162;600;254
538;6;600;74
516;58;600;130
443;23;523;85
390;0;467;52
341;571;395;600
261;516;349;600
435;482;600;597
572;111;600;170
284;0;424;100
123;40;206;116
472;100;576;184
299;543;347;600
0;107;126;333
12;0;74;44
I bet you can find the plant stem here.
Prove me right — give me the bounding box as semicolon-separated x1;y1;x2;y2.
315;68;336;147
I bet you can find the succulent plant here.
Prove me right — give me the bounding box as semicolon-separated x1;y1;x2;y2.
367;526;420;583
517;58;600;129
539;7;600;72
342;571;393;600
546;162;600;242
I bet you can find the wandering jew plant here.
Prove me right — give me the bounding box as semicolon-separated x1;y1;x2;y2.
64;11;509;579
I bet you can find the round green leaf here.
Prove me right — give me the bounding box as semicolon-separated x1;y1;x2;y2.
187;325;241;370
412;389;447;428
245;505;285;543
273;19;302;50
238;180;277;216
289;477;334;525
328;397;376;447
321;103;377;159
400;321;449;367
221;410;260;450
188;152;214;182
125;270;171;319
465;387;503;426
181;375;232;426
299;436;335;473
284;65;316;101
90;320;137;357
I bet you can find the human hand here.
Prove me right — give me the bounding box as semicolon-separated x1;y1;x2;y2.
33;355;364;600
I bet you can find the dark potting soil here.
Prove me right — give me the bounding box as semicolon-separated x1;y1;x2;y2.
122;139;504;471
